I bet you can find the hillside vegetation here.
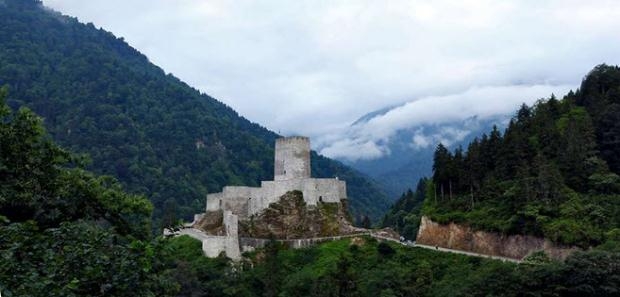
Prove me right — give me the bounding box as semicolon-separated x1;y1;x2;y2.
160;234;619;297
0;88;177;296
422;65;620;248
0;0;390;225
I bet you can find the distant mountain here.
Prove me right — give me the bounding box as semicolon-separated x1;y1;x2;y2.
0;0;390;224
339;111;508;198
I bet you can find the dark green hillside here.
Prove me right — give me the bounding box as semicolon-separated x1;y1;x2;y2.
423;65;620;248
0;89;175;296
0;0;389;224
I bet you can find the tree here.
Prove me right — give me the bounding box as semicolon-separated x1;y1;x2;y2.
432;143;452;201
557;107;598;191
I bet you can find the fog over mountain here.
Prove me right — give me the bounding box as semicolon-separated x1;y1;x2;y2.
318;84;574;197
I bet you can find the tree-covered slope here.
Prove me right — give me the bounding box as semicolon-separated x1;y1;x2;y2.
0;88;176;296
0;0;390;224
423;65;620;248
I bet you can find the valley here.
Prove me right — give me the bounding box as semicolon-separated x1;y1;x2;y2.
0;1;618;296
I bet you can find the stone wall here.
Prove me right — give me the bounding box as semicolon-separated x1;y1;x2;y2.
198;211;240;260
202;236;227;258
416;216;578;260
274;136;310;181
223;211;240;260
206;178;346;219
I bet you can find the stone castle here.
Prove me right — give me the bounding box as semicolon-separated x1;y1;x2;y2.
206;136;347;219
183;136;351;260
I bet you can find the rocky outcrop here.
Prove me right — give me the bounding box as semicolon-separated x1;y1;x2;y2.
416;216;578;260
238;190;358;239
194;210;224;235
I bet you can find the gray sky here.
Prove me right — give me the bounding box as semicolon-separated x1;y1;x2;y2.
44;0;620;160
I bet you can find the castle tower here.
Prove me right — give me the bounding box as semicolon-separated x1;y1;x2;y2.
274;136;311;181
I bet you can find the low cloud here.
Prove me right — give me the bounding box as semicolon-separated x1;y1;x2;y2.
318;84;573;161
410;127;471;150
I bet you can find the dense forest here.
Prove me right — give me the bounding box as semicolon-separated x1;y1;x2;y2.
421;65;620;248
0;0;390;226
0;88;175;296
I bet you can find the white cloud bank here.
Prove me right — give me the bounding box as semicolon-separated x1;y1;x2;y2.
42;0;620;159
318;84;574;160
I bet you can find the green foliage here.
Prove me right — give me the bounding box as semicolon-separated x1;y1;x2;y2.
0;90;175;295
421;65;620;247
160;236;620;296
380;178;427;239
0;0;390;228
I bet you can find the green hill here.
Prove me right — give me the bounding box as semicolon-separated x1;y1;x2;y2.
0;0;390;225
422;65;620;248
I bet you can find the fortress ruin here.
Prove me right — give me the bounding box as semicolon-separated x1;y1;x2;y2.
184;136;350;260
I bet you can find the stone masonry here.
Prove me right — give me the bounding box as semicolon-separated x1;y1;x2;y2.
191;136;348;260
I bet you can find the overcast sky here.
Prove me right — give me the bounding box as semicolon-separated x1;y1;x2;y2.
44;0;620;160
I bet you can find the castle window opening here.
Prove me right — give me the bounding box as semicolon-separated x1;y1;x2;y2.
319;196;323;202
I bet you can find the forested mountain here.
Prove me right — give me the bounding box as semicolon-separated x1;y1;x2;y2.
0;0;390;224
421;65;620;248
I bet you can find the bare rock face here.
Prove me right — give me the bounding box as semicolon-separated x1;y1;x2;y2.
416;216;578;260
194;210;225;235
238;190;355;239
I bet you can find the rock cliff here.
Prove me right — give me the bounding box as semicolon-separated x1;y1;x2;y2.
238;190;358;239
416;216;578;260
